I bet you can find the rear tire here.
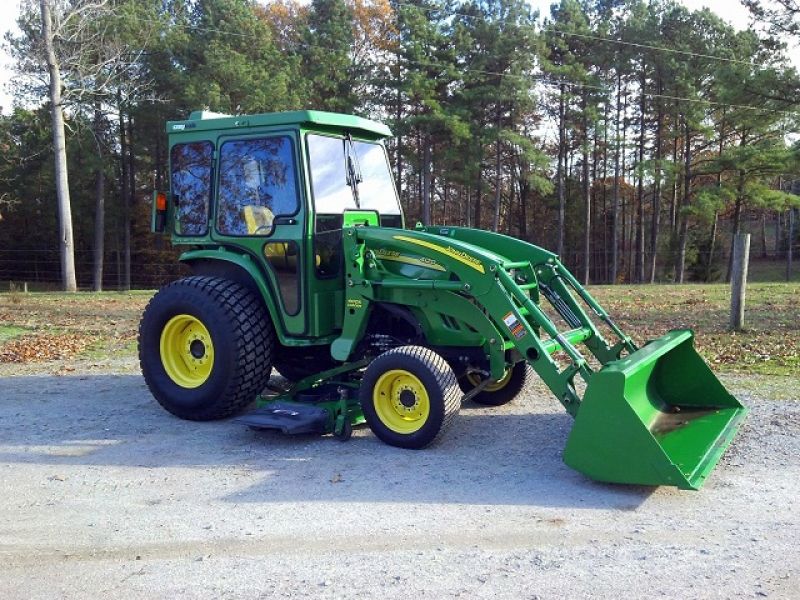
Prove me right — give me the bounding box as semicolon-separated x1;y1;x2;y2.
138;276;274;421
458;361;528;406
360;346;460;449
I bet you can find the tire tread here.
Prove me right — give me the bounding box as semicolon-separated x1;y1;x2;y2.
363;345;460;448
138;276;274;420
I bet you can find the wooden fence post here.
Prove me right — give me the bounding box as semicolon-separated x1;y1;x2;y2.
730;233;750;331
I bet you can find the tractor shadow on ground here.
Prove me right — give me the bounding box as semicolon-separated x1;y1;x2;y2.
0;374;657;510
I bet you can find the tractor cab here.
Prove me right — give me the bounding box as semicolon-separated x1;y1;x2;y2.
154;110;403;339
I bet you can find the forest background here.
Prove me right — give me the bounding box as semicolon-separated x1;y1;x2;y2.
0;0;799;291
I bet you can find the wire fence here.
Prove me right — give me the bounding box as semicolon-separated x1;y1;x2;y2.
0;245;795;291
0;248;187;291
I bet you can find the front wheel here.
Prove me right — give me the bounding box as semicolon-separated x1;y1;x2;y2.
138;276;274;421
360;346;460;449
458;361;528;406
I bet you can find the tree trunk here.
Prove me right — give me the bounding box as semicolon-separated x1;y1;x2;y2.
615;84;627;282
670;107;679;234
705;211;718;282
41;0;77;292
473;145;483;230
415;124;421;218
706;114;726;283
675;120;692;283
119;99;131;291
621;95;629;281
582;100;590;285
464;186;472;227
760;213;768;258
92;104;105;292
127;116;136;206
635;76;646;283
726;131;749;282
602;100;609;283
442;179;448;224
394;55;403;195
591;111;599;282
421;139;431;225
125;114;136;286
648;85;663;283
556;84;566;258
515;145;529;240
155;113;164;190
493;131;501;232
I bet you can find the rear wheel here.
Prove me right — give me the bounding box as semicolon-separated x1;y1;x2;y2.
458;361;528;406
360;346;460;449
138;276;274;421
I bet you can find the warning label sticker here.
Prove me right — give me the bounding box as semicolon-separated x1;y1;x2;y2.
502;312;527;339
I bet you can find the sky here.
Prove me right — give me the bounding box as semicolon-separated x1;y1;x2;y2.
0;0;796;114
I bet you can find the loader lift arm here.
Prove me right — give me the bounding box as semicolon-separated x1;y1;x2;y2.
334;224;747;490
334;224;635;416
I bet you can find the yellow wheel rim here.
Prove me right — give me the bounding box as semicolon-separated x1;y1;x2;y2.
159;314;214;388
373;369;430;434
467;367;512;392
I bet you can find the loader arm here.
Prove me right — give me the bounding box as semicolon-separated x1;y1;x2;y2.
336;224;747;490
335;224;624;415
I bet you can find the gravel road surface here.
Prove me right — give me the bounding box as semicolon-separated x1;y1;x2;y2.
0;372;797;599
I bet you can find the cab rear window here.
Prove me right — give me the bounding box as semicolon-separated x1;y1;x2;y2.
171;141;213;236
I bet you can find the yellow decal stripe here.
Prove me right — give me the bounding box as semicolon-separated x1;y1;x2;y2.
393;235;485;274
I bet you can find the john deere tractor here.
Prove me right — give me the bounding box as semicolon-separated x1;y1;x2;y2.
139;109;746;490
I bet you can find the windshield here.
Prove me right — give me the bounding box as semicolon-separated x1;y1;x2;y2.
307;134;401;215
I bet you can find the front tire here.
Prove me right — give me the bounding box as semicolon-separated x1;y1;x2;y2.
138;276;274;421
458;361;528;406
360;346;460;449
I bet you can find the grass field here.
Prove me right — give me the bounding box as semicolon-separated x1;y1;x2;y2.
0;283;797;376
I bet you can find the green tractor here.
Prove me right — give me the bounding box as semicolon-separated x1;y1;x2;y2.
139;109;746;490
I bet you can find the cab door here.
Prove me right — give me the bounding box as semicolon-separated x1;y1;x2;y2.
211;130;307;335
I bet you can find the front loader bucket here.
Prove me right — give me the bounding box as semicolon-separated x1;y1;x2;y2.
563;330;747;490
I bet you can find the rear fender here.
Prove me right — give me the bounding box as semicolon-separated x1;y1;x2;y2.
180;249;292;344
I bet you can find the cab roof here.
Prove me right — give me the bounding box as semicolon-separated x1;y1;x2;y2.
166;110;392;138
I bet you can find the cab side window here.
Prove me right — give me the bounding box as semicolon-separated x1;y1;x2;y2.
217;136;299;236
314;214;344;278
171;141;213;236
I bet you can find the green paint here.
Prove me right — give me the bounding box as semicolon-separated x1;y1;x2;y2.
170;110;391;138
153;110;747;490
563;330;747;490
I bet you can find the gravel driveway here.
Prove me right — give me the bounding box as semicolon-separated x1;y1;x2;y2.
0;372;797;599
